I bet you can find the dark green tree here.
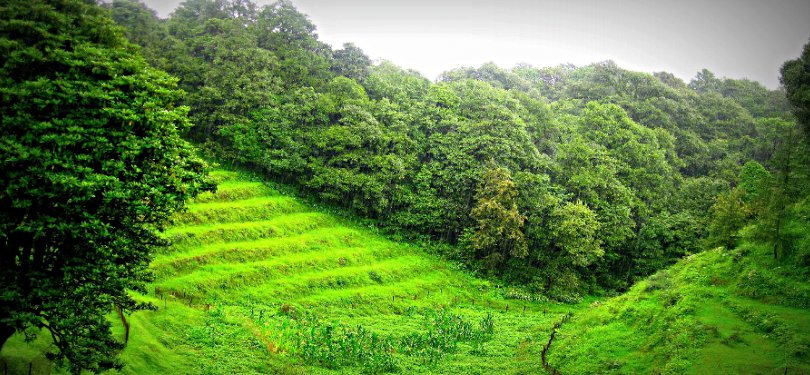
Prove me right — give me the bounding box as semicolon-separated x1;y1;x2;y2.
754;39;810;260
707;188;751;249
105;0;175;71
0;1;211;372
160;0;278;140
331;42;372;82
255;0;333;88
781;39;810;137
738;161;771;206
688;68;721;93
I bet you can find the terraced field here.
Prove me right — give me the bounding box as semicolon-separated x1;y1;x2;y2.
1;167;574;374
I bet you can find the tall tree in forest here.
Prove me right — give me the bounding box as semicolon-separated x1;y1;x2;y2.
105;0;175;70
0;1;211;373
162;0;278;140
707;188;751;249
779;42;810;134
758;39;810;259
255;0;332;88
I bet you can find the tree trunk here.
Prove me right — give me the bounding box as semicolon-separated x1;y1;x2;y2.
115;305;130;345
0;322;14;352
773;125;796;260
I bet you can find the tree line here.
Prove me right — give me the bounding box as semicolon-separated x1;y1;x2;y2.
107;0;808;298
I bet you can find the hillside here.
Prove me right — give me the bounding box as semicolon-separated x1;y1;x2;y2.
548;241;810;374
103;0;804;301
5;167;806;374
1;166;579;374
2;1;809;374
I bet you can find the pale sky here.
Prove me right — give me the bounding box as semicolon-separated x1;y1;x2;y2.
142;0;810;89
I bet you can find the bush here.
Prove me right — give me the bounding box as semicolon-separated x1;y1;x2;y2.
368;270;383;283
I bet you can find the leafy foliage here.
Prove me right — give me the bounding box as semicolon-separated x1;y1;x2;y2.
48;0;790;336
288;308;495;372
781;40;810;137
463;165;528;272
550;201;603;268
0;0;211;372
102;0;802;298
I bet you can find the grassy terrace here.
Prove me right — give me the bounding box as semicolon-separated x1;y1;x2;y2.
1;167;573;374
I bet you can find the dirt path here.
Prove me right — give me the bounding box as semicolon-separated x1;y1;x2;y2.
541;312;571;375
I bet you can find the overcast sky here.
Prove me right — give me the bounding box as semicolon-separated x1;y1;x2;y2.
142;0;810;89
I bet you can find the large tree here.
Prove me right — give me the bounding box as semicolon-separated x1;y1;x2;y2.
0;1;211;373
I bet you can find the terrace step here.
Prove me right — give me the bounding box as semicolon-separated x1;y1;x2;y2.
163;212;334;249
175;196;306;225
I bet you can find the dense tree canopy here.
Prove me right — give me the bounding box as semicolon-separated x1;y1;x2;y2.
0;0;211;372
107;0;804;299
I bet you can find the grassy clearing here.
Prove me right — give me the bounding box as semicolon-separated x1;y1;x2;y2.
1;166;572;374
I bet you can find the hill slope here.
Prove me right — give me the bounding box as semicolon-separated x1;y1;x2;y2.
1;167;577;374
5;166;806;374
548;242;810;374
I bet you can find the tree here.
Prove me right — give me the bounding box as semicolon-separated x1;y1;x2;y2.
465;165;528;273
781;41;810;136
0;1;211;373
105;0;176;71
363;61;430;102
550;201;603;267
756;39;810;259
169;0;257;28
255;0;333;88
738;161;771;205
331;42;372;82
688;68;721;94
654;71;687;90
707;188;751;249
161;1;279;140
633;211;702;276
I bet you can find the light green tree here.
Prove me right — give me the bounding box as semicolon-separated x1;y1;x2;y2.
466;165;528;272
550;201;604;267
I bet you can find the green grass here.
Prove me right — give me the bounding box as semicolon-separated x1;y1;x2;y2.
548;244;810;374
5;166;806;374
1;167;573;374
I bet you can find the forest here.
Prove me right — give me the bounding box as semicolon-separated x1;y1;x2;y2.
1;0;809;374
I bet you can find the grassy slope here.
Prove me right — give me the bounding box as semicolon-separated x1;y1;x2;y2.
1;167;577;374
548;241;810;374
5;166;806;374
